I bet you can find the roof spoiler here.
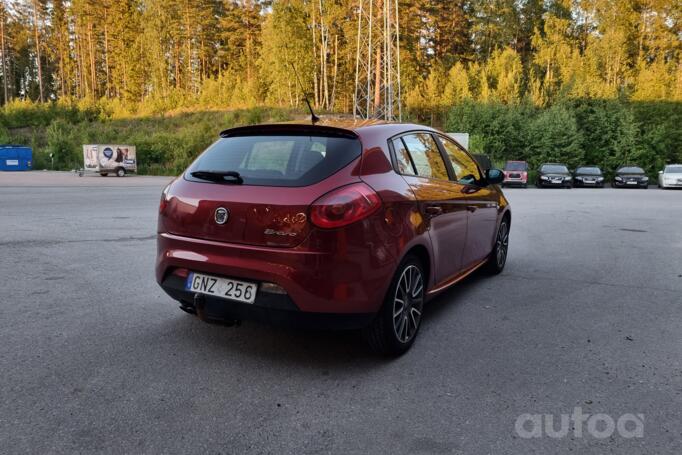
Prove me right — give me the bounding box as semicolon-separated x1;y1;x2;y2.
219;123;359;140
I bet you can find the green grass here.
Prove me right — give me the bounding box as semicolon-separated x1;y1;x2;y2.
1;105;295;174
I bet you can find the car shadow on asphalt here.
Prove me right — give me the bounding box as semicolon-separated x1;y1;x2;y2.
154;311;383;367
420;270;488;323
150;270;490;367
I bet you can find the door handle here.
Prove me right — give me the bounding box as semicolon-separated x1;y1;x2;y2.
466;205;478;212
425;206;443;217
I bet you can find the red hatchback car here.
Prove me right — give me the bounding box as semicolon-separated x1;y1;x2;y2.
502;160;529;188
156;120;511;354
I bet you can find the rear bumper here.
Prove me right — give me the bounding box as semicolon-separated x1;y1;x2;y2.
160;275;374;329
156;229;397;322
503;178;527;186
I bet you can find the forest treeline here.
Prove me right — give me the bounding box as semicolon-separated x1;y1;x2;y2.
0;0;680;174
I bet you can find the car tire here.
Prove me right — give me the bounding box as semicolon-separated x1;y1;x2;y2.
363;255;425;356
484;217;510;275
116;167;126;177
100;172;108;177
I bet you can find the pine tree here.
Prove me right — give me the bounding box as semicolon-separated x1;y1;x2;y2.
431;0;472;66
0;2;9;103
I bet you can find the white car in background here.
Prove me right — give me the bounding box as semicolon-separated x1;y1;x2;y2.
658;164;682;189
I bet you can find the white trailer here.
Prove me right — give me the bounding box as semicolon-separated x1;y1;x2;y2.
83;144;137;177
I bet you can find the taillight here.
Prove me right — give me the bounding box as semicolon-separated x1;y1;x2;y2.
159;183;171;214
310;183;382;229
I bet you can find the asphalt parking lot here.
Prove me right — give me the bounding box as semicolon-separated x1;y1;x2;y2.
1;172;681;454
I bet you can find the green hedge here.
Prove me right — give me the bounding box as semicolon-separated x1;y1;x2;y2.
446;100;682;177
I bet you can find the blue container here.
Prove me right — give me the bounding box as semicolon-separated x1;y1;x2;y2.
0;145;33;171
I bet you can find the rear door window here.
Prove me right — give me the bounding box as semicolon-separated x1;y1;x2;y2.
186;134;361;187
392;138;417;175
400;133;449;180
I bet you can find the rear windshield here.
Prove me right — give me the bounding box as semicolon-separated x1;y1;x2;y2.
576;167;602;175
541;164;569;173
186;134;361;187
618;167;645;174
504;162;527;171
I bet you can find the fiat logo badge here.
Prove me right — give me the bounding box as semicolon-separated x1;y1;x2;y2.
214;207;229;225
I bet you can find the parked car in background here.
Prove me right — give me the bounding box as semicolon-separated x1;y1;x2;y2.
573;166;605;188
658;164;682;189
613;166;648;189
536;163;572;188
156;121;511;355
502;161;529;188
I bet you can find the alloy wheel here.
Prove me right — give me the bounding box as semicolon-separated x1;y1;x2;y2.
496;221;509;268
392;265;424;344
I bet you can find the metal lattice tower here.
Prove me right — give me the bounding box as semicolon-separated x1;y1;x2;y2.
353;0;402;121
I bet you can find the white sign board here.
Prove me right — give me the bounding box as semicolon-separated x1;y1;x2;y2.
447;133;469;150
6;159;19;166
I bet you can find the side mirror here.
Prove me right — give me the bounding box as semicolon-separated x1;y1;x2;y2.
486;168;504;185
658;171;663;174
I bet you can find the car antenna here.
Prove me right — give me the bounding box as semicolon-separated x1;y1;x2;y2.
290;63;320;125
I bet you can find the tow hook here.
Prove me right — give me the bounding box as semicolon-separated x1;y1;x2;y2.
192;293;241;327
193;293;205;312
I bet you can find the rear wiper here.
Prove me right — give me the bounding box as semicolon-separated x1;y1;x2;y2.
190;170;243;184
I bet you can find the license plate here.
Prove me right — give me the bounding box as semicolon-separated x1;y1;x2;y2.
627;181;637;185
552;179;562;183
185;272;257;304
